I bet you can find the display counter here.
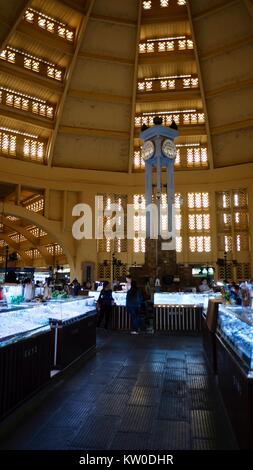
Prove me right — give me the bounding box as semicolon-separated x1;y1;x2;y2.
88;290;222;332
45;300;97;368
201;298;222;373
0;299;97;420
215;304;253;448
0;311;51;420
16;299;97;369
153;293;215;332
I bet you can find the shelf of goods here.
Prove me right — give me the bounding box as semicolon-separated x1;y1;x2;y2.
215;304;253;448
0;298;96;420
154;293;221;332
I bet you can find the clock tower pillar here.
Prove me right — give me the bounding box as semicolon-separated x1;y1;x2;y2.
131;118;180;288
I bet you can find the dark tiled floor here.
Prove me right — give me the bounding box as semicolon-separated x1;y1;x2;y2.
0;331;238;450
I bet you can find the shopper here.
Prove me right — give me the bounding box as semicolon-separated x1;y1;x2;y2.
126;274;132;291
72;278;81;296
126;280;143;335
97;281;113;329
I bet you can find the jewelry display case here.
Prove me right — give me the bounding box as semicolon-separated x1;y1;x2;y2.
215;304;253;448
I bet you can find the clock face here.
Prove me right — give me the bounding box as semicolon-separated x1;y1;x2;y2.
162;139;177;160
141;140;155;161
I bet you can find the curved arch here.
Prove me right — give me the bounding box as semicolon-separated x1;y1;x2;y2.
0;202;76;273
2;217;52;265
0;233;30;265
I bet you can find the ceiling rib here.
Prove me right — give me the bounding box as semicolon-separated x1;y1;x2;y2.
48;0;96;167
128;0;142;174
192;0;238;21
0;0;30;50
58;125;129;140
187;0;214;170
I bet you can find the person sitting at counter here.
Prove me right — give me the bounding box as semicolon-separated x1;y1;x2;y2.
198;278;210;293
97;281;113;330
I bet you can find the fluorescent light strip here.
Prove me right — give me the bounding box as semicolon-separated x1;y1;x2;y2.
144;74;191;81
6;46;61;68
0;126;38;139
143;109;197;115
28;8;67;27
0;86;46;104
147;35;186;42
176;143;202;148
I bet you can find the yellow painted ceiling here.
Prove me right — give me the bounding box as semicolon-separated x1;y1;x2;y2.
0;0;253;172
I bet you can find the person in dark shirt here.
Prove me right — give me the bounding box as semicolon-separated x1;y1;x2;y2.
72;278;81;296
126;280;143;335
230;284;242;305
97;281;113;329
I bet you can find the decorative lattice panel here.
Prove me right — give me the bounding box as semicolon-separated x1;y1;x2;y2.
236;263;251;280
98;263;111;280
218;264;233;281
235;233;249;252
232;190;247;208
98;194;128;253
217;235;232;252
217;212;232;231
234;211;248;229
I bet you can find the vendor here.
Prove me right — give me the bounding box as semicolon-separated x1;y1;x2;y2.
24;278;33;301
198;278;210;293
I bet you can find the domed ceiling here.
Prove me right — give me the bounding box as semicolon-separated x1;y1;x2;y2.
1;0;253;173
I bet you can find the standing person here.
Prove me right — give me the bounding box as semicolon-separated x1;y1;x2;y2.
126;280;142;335
97;281;113;329
43;277;51;300
126;274;132;291
72;278;80;296
155;276;161;293
24;278;33;301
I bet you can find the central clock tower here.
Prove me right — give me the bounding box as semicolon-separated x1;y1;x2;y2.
131;117;180;288
141;118;178;245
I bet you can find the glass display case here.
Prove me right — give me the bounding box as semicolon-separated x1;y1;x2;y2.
154;292;223;332
24;299;97;368
112;291;127;306
154;292;204;306
0;298;97;421
154;292;221;308
30;298;97;325
0;309;50;348
0;310;51;421
2;284;23;307
154;292;204;332
88;290;127;306
1;298;97;370
217;304;253;373
215;304;253;449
